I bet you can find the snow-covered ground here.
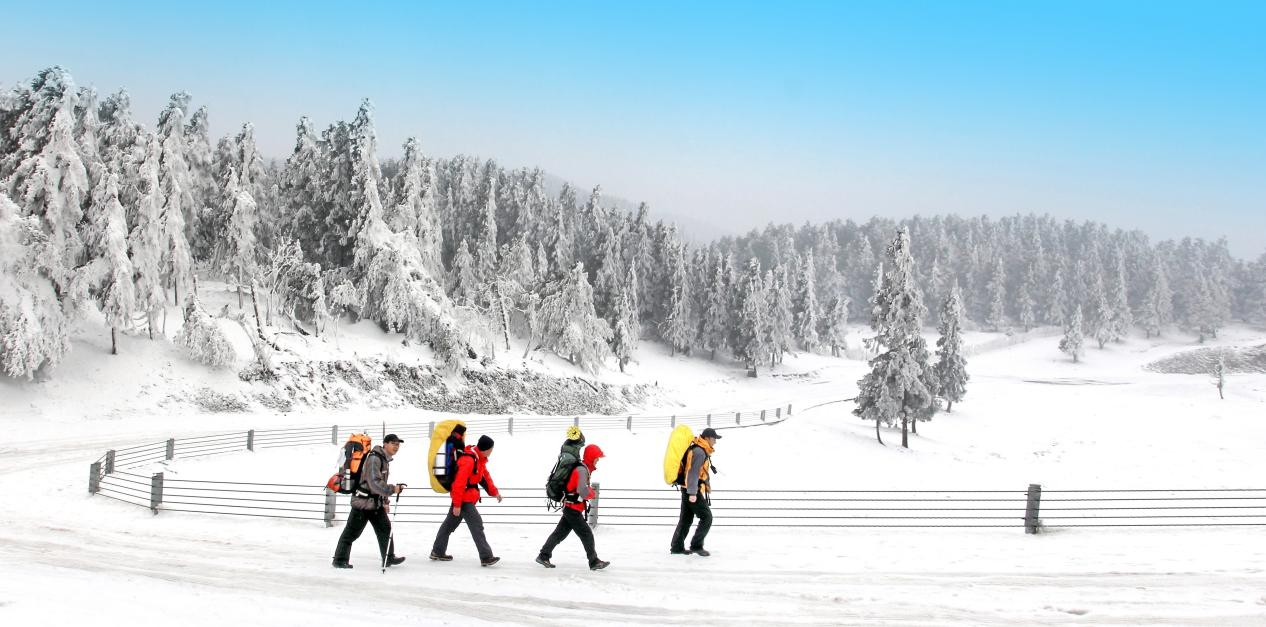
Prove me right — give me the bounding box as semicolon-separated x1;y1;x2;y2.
3;321;1266;625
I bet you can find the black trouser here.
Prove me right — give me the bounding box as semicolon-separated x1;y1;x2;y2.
670;490;712;551
539;507;597;564
333;505;395;564
432;502;494;561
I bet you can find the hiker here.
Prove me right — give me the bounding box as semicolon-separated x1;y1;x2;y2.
430;434;502;566
670;427;721;556
332;434;406;569
537;444;609;570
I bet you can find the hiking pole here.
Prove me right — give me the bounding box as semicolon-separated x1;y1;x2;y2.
381;484;405;573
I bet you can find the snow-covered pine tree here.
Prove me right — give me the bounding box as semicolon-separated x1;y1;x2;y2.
175;294;235;367
767;264;794;364
593;225;624;321
1017;263;1037;332
1213;356;1226;399
221;167;258;308
1139;252;1173;337
448;239;478;306
129;134;166;339
733;257;768;374
1088;274;1113;348
2;68;90;301
610;278;639;372
0;193;71;378
793;251;822;352
934;280;968;412
852;228;932;448
539;262;612;372
1049;261;1070;327
985;258;1006;332
660;243;694;355
1107;249;1132;342
1059;304;1085;363
156;92;194;303
474;162;499;283
184;106;217;261
697;253;729;360
81;173;135;354
822;295;850;357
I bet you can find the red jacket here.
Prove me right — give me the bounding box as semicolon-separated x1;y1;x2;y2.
450;445;499;506
565;445;604;512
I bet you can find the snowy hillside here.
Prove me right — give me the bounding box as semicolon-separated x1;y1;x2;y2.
3;326;1265;625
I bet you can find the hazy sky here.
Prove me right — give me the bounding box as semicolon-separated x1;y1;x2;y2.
3;1;1263;257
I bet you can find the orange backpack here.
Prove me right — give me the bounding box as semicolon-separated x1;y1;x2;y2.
325;433;373;494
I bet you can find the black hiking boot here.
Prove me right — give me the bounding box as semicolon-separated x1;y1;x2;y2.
670;548;693;555
535;555;555;568
332;560;353;569
589;559;610;571
692;549;711;557
429;552;453;561
480;556;501;567
386;556;406;567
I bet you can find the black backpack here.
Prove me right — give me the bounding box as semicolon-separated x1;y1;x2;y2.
545;441;584;508
435;435;466;493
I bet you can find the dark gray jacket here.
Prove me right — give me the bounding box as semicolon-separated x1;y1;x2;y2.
351;446;396;510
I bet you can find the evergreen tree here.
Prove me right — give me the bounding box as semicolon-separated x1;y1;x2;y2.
156;92;194;302
1088;274;1113;348
222;167;258;308
985;258;1006;332
731;258;767;373
539;262;612;372
448;239;478;306
1059;305;1085;363
610;276;639;372
767;264;794;364
934;281;968;412
184;106;216;261
0;193;71;378
822;295;850;357
793;251;821;352
129;135;166;338
80;173;135;354
1017;263;1037;332
175;294;235;367
698;254;729;359
1108;250;1132;342
1140;252;1173;337
852;228;932;448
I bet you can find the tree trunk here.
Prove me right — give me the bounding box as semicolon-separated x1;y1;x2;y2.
901;414;909;448
173;281;180;308
111;327;118;355
147;310;154;340
875;418;883;445
237;269;244;309
618;359;625;373
250;283;264;339
946;400;954;413
710;348;716;360
1073;353;1079;363
912;416;918;434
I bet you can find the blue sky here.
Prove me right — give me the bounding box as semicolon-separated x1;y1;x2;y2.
3;1;1263;256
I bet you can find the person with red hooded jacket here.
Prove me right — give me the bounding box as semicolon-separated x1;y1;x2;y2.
536;444;610;570
430;435;502;566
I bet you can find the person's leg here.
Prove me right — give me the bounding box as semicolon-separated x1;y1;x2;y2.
539;514;573;559
567;508;598;564
462;503;494;561
368;506;394;560
333;508;369;564
688;495;713;552
431;505;463;556
670;491;695;551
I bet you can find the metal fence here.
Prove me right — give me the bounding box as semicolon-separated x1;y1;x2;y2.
86;404;1266;532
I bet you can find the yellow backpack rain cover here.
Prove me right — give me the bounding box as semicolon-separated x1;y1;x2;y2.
662;424;695;485
428;419;467;493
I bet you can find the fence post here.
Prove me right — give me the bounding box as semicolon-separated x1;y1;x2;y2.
89;462;101;495
508;417;514;436
573;416;579;428
589;482;601;528
735;412;741;425
671;415;676;428
1024;483;1042;534
105;450;115;474
760;409;766;422
626;415;632;431
324;490;336;528
707;413;712;427
247;430;254;451
788;403;793;415
150;472;164;514
428;421;434;437
165;438;175;461
775;407;781;419
331;425;338;445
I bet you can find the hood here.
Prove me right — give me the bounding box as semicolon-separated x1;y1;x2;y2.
583;444;605;471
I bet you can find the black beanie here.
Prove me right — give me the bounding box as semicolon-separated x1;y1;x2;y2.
452;424;467;436
477;435;494;451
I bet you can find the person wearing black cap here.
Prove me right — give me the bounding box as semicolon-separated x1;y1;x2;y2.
670;427;721;557
332;434;406;569
430;434;502;566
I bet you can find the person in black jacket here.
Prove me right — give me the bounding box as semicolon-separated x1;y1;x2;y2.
332;434;406;569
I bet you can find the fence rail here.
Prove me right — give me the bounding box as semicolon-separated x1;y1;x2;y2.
85;402;1266;531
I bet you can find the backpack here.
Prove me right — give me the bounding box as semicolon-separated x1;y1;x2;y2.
428;419;467;494
545;440;584;508
662;424;695;486
325;433;373;494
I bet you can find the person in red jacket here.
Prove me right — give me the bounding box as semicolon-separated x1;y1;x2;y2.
536;444;609;570
430;434;502;566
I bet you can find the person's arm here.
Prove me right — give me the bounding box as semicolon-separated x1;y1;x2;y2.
573;466;593;501
482;463;500;500
685;447;705;496
363;454;394;498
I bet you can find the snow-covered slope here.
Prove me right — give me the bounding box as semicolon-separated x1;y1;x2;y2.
2;324;1265;625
